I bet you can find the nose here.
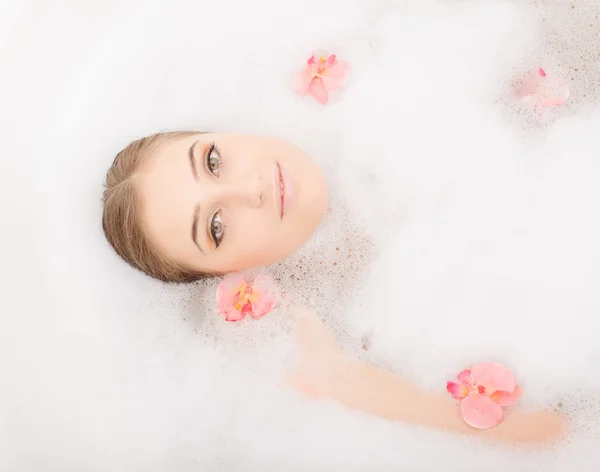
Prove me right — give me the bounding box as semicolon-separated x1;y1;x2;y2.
219;176;263;208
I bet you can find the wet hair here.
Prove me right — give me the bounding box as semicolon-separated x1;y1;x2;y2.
102;131;210;283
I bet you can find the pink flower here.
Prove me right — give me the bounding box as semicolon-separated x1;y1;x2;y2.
446;362;522;430
295;51;349;105
514;66;569;113
216;274;277;322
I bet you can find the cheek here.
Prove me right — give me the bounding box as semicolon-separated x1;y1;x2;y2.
228;141;268;171
233;213;276;247
224;213;286;266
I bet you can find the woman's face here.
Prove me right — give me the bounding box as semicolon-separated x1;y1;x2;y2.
137;133;327;274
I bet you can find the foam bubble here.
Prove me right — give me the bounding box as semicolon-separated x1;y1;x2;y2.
2;0;600;469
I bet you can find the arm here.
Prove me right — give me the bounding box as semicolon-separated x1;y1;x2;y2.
286;310;564;445
326;357;563;444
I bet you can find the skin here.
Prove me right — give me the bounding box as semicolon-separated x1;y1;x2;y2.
286;309;565;445
137;133;328;274
137;132;564;445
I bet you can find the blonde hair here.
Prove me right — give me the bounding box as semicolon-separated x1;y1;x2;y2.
102;131;209;283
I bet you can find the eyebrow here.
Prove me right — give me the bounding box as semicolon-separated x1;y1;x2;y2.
191;204;204;254
189;141;204;254
189;140;200;181
192;204;205;254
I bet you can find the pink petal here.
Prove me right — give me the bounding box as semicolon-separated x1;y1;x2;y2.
249;275;278;318
491;385;523;406
324;54;337;67
460;395;504;430
514;67;569;109
447;381;468;399
514;70;542;98
249;307;272;319
470;363;516;394
321;61;349;92
295;66;316;96
241;302;253;317
222;306;245;322
539;83;569;107
216;274;247;314
539;96;567;107
309;77;329;104
457;369;473;386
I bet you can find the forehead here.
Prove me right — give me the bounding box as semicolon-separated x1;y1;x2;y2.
141;132;202;171
136;133;204;261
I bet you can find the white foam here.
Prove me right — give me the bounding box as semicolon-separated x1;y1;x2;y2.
2;0;600;470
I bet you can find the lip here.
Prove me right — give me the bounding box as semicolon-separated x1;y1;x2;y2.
275;163;283;219
275;162;293;219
